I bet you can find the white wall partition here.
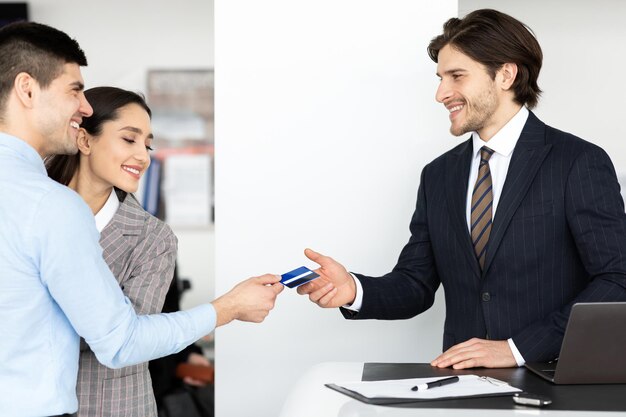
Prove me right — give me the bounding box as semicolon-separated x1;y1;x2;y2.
215;1;457;416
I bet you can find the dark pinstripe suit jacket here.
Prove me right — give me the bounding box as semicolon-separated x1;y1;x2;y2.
76;192;177;417
347;111;626;362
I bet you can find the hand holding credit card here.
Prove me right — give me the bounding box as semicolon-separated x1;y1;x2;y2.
280;266;320;288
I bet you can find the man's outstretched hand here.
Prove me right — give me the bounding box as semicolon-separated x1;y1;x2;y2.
296;248;357;308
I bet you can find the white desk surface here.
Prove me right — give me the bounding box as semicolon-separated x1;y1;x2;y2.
279;362;622;417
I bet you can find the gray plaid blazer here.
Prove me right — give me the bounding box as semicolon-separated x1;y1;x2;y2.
76;192;177;417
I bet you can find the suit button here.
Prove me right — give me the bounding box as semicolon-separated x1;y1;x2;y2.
481;292;491;302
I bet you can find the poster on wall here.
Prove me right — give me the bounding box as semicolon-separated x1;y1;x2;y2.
145;69;214;226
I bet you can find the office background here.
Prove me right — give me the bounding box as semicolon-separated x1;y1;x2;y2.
9;0;217;310
6;0;625;416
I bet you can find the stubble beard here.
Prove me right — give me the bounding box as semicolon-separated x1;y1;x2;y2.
38;115;78;157
449;87;498;137
45;131;78;156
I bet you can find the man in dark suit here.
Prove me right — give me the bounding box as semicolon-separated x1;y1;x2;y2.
297;9;626;369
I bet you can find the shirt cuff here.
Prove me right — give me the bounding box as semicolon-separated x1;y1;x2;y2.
186;303;217;338
343;273;363;312
507;338;526;367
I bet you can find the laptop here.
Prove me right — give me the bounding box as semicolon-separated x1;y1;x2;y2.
525;302;626;384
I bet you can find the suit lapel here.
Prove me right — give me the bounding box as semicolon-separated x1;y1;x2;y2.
445;137;482;279
99;193;145;280
483;112;552;275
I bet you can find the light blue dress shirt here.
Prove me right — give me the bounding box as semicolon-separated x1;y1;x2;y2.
0;133;216;417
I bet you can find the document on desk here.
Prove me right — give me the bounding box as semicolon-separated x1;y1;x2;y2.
326;375;521;404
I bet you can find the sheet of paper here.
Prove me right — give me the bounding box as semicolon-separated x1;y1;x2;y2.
333;375;521;400
163;153;212;226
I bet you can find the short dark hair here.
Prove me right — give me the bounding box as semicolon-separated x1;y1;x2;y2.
428;9;543;109
46;87;152;186
0;21;88;118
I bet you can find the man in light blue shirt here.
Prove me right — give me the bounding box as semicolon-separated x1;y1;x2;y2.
0;22;283;417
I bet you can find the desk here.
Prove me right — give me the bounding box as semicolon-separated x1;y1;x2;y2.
279;362;625;417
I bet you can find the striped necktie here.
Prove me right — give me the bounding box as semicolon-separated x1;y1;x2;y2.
471;146;495;270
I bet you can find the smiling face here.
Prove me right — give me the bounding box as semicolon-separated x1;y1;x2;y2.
435;45;502;139
34;63;93;156
79;103;152;193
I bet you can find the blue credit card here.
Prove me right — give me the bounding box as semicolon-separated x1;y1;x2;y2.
280;266;320;288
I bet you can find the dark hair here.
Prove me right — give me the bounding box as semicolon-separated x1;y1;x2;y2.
46;87;152;186
0;21;88;118
428;9;543;109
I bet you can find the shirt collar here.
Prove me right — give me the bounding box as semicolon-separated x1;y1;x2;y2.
471;106;529;158
0;132;47;175
94;188;120;233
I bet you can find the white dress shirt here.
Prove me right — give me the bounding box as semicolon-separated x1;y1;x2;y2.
465;106;528;231
465;107;528;366
94;188;120;233
346;107;529;366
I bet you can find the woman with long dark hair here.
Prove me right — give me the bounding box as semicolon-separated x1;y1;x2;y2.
47;86;174;417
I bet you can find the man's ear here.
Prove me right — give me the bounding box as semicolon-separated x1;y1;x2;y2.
76;128;92;155
14;72;36;108
499;63;518;91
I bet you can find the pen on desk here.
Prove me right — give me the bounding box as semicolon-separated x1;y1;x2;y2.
411;376;459;391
